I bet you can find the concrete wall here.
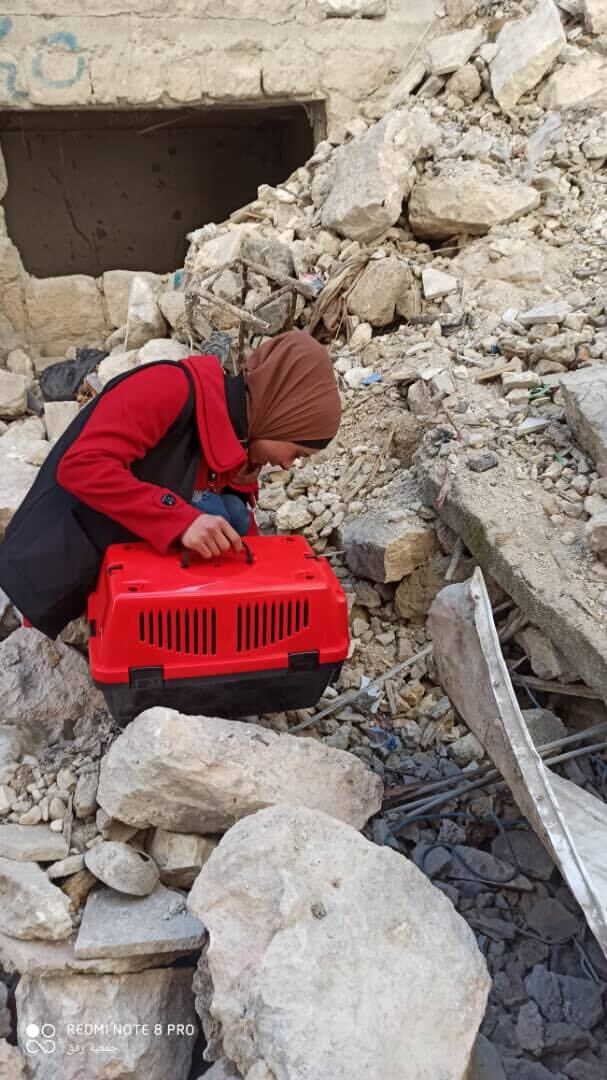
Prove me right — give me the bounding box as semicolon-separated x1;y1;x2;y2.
0;2;435;138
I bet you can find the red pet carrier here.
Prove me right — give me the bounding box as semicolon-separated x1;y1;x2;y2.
88;535;350;724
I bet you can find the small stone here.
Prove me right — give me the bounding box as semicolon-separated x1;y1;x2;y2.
445;64;482;103
84;841;160;897
49;819;65;833
516;627;575;681
46;854;86;880
74;771;99;820
275;500;313;531
527;898;580;943
147;828;217;889
56;768;76;792
18;805;42;826
341;511;438;583
49;796;67;822
450;732;485;767
521;707;566;748
516;1000;545;1055
585;511;607;554
467;452;499;473
492;828;555;881
44;401;80;442
422;267;458;300
502;372;540;392
0;370;28;419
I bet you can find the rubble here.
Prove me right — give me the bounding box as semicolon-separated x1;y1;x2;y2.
97;708;383;832
347;256;412;326
188;804;490;1080
44;400;79;442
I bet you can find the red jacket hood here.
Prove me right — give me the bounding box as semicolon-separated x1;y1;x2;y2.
180;354;248;477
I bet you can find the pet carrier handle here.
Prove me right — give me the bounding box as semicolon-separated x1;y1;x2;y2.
180;540;254;569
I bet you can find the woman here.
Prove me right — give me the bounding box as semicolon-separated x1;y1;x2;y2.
0;331;341;639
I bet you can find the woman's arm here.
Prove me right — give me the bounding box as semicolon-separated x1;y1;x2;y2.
57;364;200;553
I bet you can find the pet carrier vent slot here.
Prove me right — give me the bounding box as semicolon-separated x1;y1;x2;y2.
137;607;217;655
236;598;310;652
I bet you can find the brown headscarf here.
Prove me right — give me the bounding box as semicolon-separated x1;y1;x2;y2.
244;330;341;445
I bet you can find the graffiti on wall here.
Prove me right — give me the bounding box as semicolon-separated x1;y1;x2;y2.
0;16;87;102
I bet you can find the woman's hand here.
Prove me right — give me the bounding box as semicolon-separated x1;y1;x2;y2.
181;514;243;559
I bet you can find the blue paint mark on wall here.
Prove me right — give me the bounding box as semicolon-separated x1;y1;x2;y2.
0;16;12;40
32;30;85;89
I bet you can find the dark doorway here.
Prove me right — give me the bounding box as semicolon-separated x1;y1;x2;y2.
0;105;317;277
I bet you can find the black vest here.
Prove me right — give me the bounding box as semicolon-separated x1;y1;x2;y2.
0;362;200;639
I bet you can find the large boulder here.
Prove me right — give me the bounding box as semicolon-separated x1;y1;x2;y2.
0;629;106;752
97;708;382;834
188;805;490;1080
16;968;197;1080
25;275;109;355
489;0;565;111
321;108;439;242
409;162;540;239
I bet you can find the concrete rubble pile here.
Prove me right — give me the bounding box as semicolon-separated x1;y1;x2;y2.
2;0;607;1076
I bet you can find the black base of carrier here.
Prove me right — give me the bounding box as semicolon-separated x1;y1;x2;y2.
98;660;344;727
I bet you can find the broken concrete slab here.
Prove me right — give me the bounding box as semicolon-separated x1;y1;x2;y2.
0;927;187;976
518;300;571;326
490;0;566;111
97;708;383;834
0;856;72;940
340;510;438;583
189;804;489;1080
409;162;540;239
418;448;607;704
560;366;607;476
16;968;198;1080
427;26;485;76
0;824;68;862
429;569;607;958
321;107;439;242
75;883;206;960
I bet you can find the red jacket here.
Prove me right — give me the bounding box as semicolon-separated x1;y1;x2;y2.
57;356;254;554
